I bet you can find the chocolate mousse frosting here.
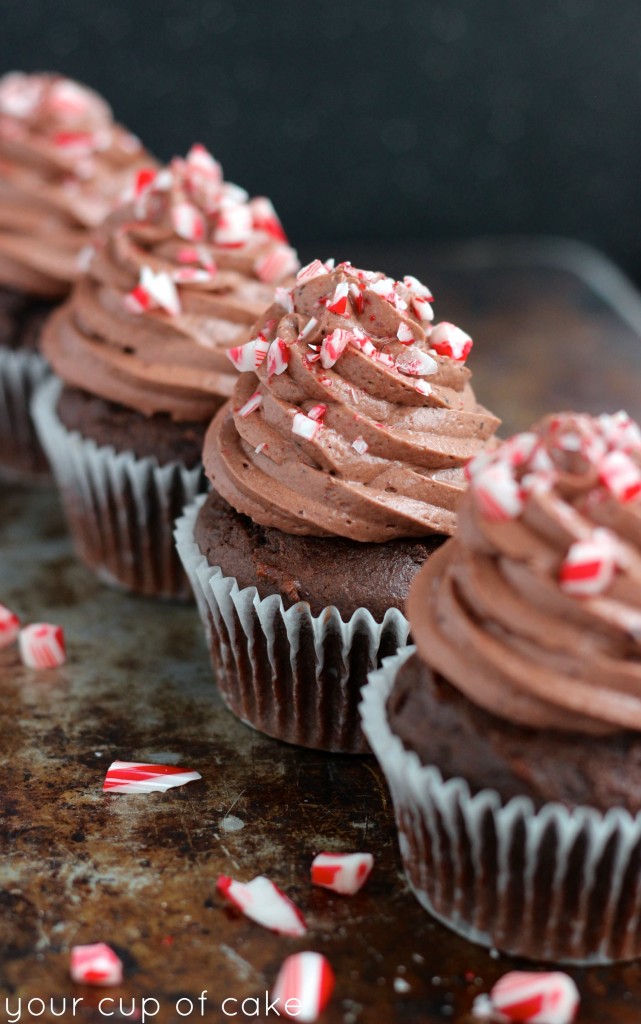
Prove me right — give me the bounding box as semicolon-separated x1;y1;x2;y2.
408;411;641;735
42;145;299;422
203;259;499;540
0;72;151;299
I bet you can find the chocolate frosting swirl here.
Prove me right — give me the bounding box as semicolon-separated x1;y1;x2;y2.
408;411;641;735
203;260;499;540
42;145;299;421
0;72;151;298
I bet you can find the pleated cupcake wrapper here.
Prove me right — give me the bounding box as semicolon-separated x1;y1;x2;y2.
174;495;410;753
360;646;641;965
31;376;205;600
0;344;50;480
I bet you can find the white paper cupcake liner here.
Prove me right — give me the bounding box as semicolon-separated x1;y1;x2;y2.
0;344;50;480
360;647;641;965
32;376;206;600
175;495;410;753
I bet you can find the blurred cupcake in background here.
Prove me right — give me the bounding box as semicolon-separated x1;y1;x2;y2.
361;410;641;963
176;258;499;752
35;144;298;599
0;71;152;480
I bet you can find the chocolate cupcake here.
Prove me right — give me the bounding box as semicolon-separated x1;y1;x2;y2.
176;259;499;751
34;144;298;599
0;71;151;480
361;411;641;963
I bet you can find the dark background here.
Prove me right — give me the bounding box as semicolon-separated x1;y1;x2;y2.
2;0;641;277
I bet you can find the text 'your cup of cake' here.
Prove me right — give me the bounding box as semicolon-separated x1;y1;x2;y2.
176;258;500;752
0;71;152;480
33;144;298;599
361;410;641;963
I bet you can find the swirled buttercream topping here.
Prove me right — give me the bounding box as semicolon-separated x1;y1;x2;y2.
0;71;151;297
202;260;499;540
408;411;641;734
42;145;299;421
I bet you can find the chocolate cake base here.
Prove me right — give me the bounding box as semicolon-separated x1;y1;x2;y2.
387;652;641;813
184;490;444;752
0;285;58;479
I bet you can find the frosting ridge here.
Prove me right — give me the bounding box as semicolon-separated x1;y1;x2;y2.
408;411;641;734
203;259;499;540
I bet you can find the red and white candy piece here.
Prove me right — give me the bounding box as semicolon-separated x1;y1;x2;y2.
217;875;307;936
403;275;434;321
272;952;335;1023
472;970;580;1024
320;328;354;369
172;201;206;242
249;196;288;242
299;317;319;341
599;449;641;502
103;761;202;794
132;166;157;196
430;322;473;361
292;412;321;440
598;410;641;453
227;335;270;372
19;623;65;669
125;267;181;317
397;322;417;344
296;260;328;285
394;349;438;377
352;437;369;455
0;603;20;649
267;337;290;376
47;78;93;119
70;943;123;987
186;142;223;183
275;287;294;312
559;529;617;598
0;72;43;118
214;204;253;247
327;281;349;316
349;282;365;314
255;244;299;283
237;391;263;418
307;404;327;422
311;852;374;894
472;460;523;522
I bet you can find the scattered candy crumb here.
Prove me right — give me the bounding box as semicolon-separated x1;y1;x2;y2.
217;875;307;937
102;761;202;794
272;952;335;1022
472;971;580;1024
19;623;66;669
311;852;374;895
70;943;123;986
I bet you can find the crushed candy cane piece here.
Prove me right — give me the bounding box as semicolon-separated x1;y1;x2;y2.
103;761;202;794
349;282;365;314
307;404;327;422
327;281;349;316
238;391;263;418
19;623;65;669
214;204;252;247
249;196;288;242
292;412;321;440
413;380;433;397
311;852;374;894
320;328;353;368
217;875;307;936
267;338;290;376
296;260;328;284
599;449;641;502
275;287;294;312
403;274;434;321
0;604;20;649
272;952;335;1023
559;530;617;597
395;349;438;376
186;142;223;182
472;970;580;1024
227;336;269;372
256;244;299;283
133;167;157;196
70;943;123;987
397;322;417;344
172;201;206;242
298;317;318;341
430;322;473;361
125;267;181;317
352;437;369;455
473;461;523;521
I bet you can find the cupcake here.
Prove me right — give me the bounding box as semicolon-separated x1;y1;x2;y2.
361;410;641;963
175;259;499;751
0;71;152;480
35;144;298;599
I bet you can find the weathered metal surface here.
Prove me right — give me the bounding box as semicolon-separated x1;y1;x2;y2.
3;240;641;1023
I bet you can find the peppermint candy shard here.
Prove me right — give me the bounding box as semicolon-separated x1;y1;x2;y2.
327;281;349;316
255;244;299;284
267;338;290;376
320;329;352;369
311;852;374;895
227;336;269;372
394;349;438;377
238;391;263;418
133;167;157;196
472;970;580;1024
249;196;288;242
307;404;327;422
70;943;123;987
172;201;206;242
125;267;181;317
599;449;641;502
559;530;617;598
19;623;66;669
397;322;417;344
296;260;328;284
0;603;20;649
214;204;253;247
298;317;318;341
103;761;202;794
430;322;473;361
216;875;307;936
292;412;321;440
472;461;523;522
275;287;294;312
272;952;335;1023
352;437;369;455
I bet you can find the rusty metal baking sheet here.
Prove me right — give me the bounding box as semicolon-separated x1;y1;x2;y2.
3;239;641;1023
